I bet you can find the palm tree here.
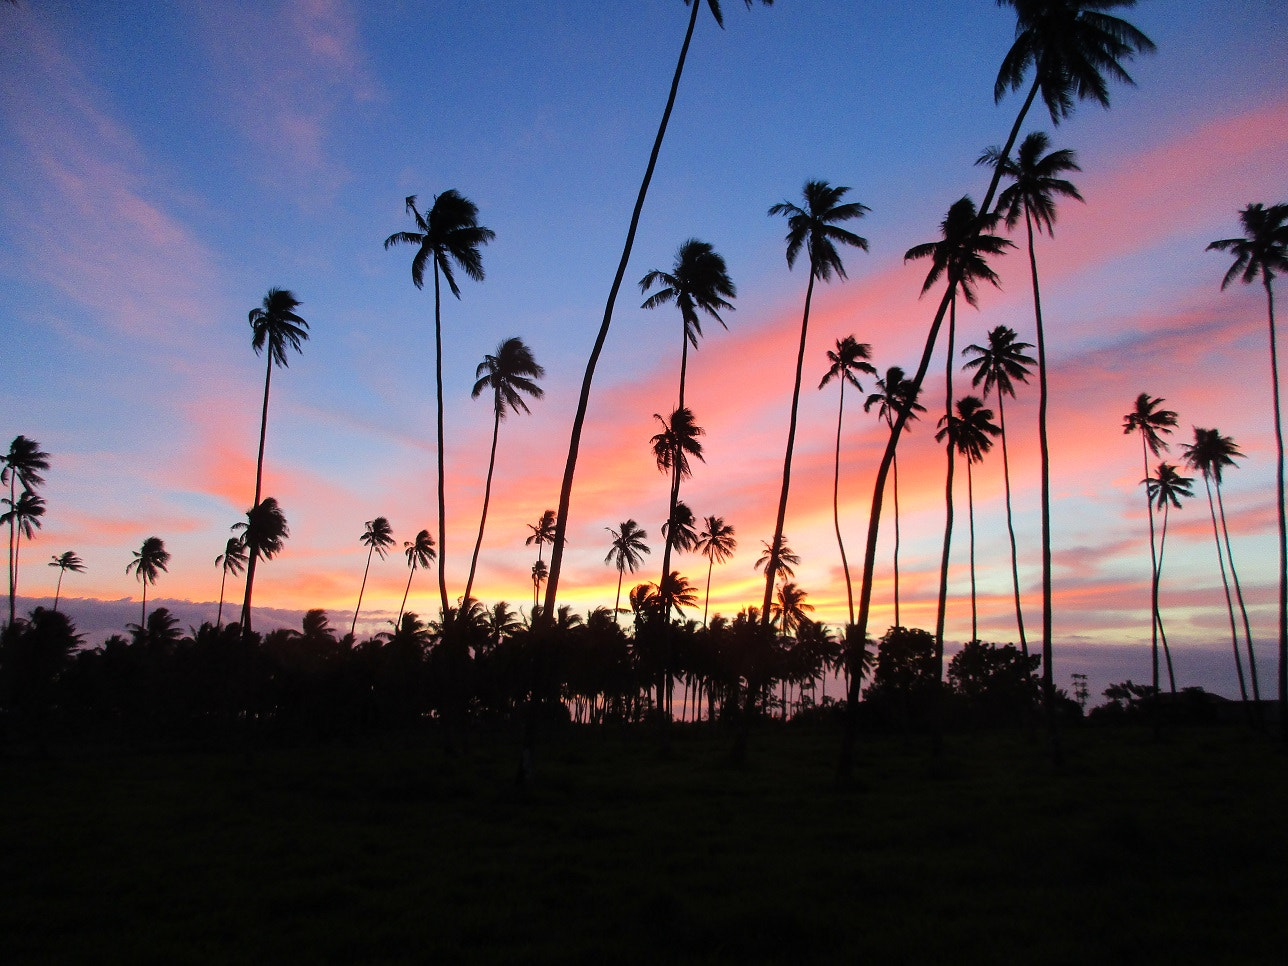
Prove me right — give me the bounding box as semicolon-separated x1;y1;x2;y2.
1182;427;1259;705
662;500;700;555
352;517;395;638
755;536;799;583
1;489;44;618
1145;462;1194;693
935;395;1001;642
651;408;705;618
696;515;736;626
772;581;814;639
126;536;170;627
398;529;436;626
48;551;85;613
605;519;651;621
1208;202;1288;732
247;289;309;509
963;324;1037;656
234;497;289;633
763;180;870;621
1123;393;1178;697
864;366;925;627
640;237;736;410
530;558;548;609
213;536;246;629
542;0;774;622
385;190;494;617
526;510;558;567
819;336;876;627
466;337;545;604
483;600;522;654
3;435;49;625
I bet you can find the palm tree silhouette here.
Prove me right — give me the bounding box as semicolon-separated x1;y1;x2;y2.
936;395;1001;642
651;407;705;619
963;324;1037;656
819;336;876;628
772;581;814;639
465;337;545;604
126;536;170;628
755;535;799;584
605;519;650;621
1123;393;1179;698
352;517;395;638
864;367;925;627
530;558;549;609
525;509;558;568
213;536;246;629
48;551;85;613
1;489;44;619
3;435;49;625
247;289;309;509
1145;462;1194;693
763;180;869;622
235;497;289;633
640;237;736;410
1208;202;1288;731
662;500;700;555
385;190;494;617
1182;428;1260;706
398;529;436;626
696;515;736;627
543;0;774;622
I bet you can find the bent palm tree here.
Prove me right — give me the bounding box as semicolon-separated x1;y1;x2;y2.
651;408;705;619
696;515;736;626
352;517;395;638
235;497;289;633
126;536;170;628
48;551;85;613
1;489;44;618
3;435;49;625
214;537;247;629
605;520;651;621
248;288;309;509
398;529;436;626
1145;462;1194;693
385;190;494;617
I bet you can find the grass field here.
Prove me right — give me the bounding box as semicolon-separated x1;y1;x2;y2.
3;722;1285;964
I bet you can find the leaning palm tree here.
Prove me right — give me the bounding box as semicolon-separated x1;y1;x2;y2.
963;324;1037;656
385;190;494;617
1208;202;1288;733
651;408;705;619
543;0;774;623
3;435;49;625
352;517;395;638
1123;393;1179;698
235;497;289;633
640;237;736;410
397;529;436;626
605;519;650;621
126;536;170;628
48;551;85;613
1145;462;1194;693
1;489;44;619
819;336;876;627
696;515;737;626
247;288;309;509
213;536;247;629
465;337;545;604
763;180;870;622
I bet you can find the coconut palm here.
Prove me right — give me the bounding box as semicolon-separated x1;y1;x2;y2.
935;395;1001;642
963;324;1037;655
385;190;494;616
397;529;436;626
483;601;522;654
605;519;651;621
247;288;309;509
755;536;799;583
819;336;876;626
772;581;814;639
1145;462;1194;693
48;551;85;613
3;435;49;625
530;558;548;609
543;0;774;622
1;489;44;619
640;238;736;410
1208;202;1288;730
465;337;545;604
234;497;289;633
864;367;925;627
126;536;170;628
763;180;870;621
651;408;705;618
352;517;395;638
526;510;558;567
213;536;247;629
1123;393;1178;697
696;515;736;626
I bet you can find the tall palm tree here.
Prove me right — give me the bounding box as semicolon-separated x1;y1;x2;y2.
543;0;774;622
1123;393;1178;698
398;529;436;626
385;190;494;617
696;515;736;626
864;367;925;627
755;536;799;583
3;435;49;625
640;237;736;410
819;336;876;627
763;180;870;621
1145;462;1194;693
661;500;700;555
1208;202;1288;732
1;489;44;618
526;510;558;567
1182;427;1259;705
352;517;395;638
213;536;246;629
772;581;814;639
963;324;1037;656
126;536;170;628
465;337;545;604
605;519;650;621
530;559;548;610
935;395;1001;642
48;551;85;613
651;407;704;618
234;497;289;633
247;288;309;509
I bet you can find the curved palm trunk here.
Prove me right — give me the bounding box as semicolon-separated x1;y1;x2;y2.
614;566;625;623
1204;475;1249;705
53;570;64;612
432;263;449;618
1263;275;1287;739
890;417;902;628
1155;503;1178;693
1216;482;1260;703
832;377;855;625
351;545;376;638
254;354;273;509
1139;436;1162;697
216;567;228;629
702;556;714;627
240;550;259;632
544;1;703;622
967;457;978;642
934;295;957;677
464;409;502;606
397;562;416;627
995;390;1028;659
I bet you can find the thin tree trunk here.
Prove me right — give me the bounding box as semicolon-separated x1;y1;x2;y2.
54;570;64;612
398;562;416;626
614;567;624;624
1156;503;1177;693
217;567;228;629
241;550;258;632
254;352;272;509
141;578;147;628
1264;275;1287;740
703;556;713;627
833;377;855;625
891;423;902;628
967;458;978;642
352;546;375;639
934;295;957;682
433;262;449;618
1140;435;1161;697
464;410;502;605
995;389;1028;659
7;475;15;625
1205;475;1249;705
1216;482;1260;703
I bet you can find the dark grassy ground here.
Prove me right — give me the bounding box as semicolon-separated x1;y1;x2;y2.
3;721;1285;964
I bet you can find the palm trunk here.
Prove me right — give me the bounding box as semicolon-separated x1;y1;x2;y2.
543;0;703;622
1204;475;1249;705
967;457;978;642
995;389;1029;659
464;410;502;606
216;567;228;629
934;295;957;679
141;577;148;628
703;556;714;627
1216;482;1260;703
832;378;855;625
54;570;64;613
890;417;902;628
398;562;416;627
241;550;259;632
432;262;449;619
7;476;15;625
1263;274;1287;740
1156;503;1177;693
1140;436;1161;697
254;352;273;508
614;567;625;623
352;546;375;639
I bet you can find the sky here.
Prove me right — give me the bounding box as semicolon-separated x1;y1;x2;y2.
2;0;1287;701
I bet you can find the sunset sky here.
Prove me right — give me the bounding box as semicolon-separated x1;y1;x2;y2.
3;0;1286;699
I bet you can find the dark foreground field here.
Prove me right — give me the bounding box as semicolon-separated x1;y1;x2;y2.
3;723;1285;964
